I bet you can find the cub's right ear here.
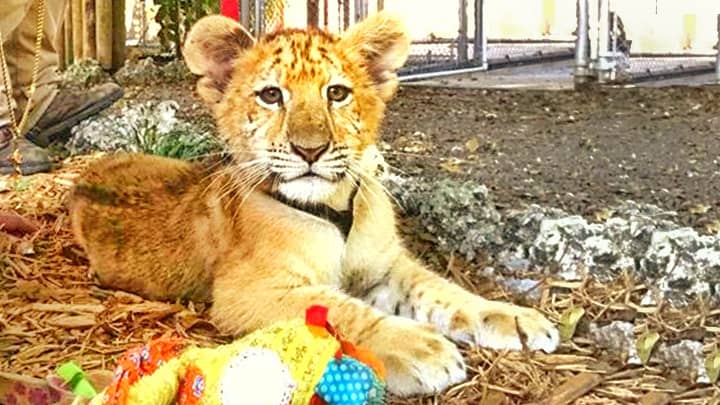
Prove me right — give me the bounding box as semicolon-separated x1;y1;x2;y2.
183;15;255;104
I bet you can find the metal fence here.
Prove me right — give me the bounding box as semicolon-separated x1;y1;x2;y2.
123;0;720;85
579;0;720;85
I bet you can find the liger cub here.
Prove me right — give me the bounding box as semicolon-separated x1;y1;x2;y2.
68;12;559;396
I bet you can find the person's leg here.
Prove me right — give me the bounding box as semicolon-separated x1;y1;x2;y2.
0;0;33;130
0;0;51;175
1;0;122;175
22;0;123;147
9;0;68;134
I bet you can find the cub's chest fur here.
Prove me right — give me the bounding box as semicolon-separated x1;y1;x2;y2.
263;186;390;291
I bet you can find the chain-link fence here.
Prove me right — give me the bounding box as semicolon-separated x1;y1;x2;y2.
393;0;578;79
482;0;575;69
123;0;720;85
584;0;720;84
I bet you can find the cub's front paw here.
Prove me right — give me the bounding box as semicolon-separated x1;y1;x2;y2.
365;316;466;397
448;299;559;353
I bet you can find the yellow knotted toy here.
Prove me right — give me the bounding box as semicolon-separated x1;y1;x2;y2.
89;306;386;405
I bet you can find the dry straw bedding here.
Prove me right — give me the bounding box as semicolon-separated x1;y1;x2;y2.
1;155;719;404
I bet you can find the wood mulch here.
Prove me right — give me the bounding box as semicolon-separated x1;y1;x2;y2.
1;155;718;404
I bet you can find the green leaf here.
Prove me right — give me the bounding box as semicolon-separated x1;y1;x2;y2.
14;178;31;191
706;351;720;384
636;331;660;364
558;306;585;342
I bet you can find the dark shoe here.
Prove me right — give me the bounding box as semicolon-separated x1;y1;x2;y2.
0;126;52;175
26;82;124;147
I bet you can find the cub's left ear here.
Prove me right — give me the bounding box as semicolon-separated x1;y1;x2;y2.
339;12;410;101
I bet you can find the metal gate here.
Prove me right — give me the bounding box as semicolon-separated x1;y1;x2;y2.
123;0;720;85
577;0;720;84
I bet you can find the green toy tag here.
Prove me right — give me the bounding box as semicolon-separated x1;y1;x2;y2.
55;362;98;399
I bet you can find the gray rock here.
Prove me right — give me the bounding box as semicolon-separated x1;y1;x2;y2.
655;340;709;384
67;100;219;160
114;59;193;86
589;321;642;365
388;176;720;305
62;59;112;88
387;176;502;261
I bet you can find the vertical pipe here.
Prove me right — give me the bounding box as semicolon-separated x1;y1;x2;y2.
240;0;250;28
72;0;83;60
96;0;113;70
137;0;146;45
58;19;66;70
307;0;319;28
377;0;384;11
343;0;350;30
716;14;720;84
596;0;614;83
323;0;328;29
83;0;97;59
254;0;264;34
574;0;590;85
458;0;468;64
354;0;367;22
473;0;486;68
64;2;74;67
111;0;125;71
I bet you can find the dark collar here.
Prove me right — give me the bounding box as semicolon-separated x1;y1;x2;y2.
271;183;360;239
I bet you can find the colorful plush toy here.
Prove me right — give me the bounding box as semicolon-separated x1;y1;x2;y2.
86;305;385;405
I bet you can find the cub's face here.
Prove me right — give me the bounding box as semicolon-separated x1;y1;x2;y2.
183;14;410;205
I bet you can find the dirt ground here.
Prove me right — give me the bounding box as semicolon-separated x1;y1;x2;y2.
383;85;720;233
2;80;720;404
123;81;720;232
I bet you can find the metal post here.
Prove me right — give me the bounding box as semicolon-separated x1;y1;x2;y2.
307;0;319;28
574;0;591;85
596;0;615;83
458;0;468;64
473;0;487;68
354;0;368;22
254;0;264;35
716;15;720;83
240;0;250;29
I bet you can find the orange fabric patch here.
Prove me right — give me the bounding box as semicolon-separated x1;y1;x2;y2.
102;337;186;405
177;366;205;405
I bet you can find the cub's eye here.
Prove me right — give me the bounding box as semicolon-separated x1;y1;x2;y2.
327;85;351;103
257;87;283;105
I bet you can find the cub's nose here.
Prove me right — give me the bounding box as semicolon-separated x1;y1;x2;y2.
290;142;329;163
